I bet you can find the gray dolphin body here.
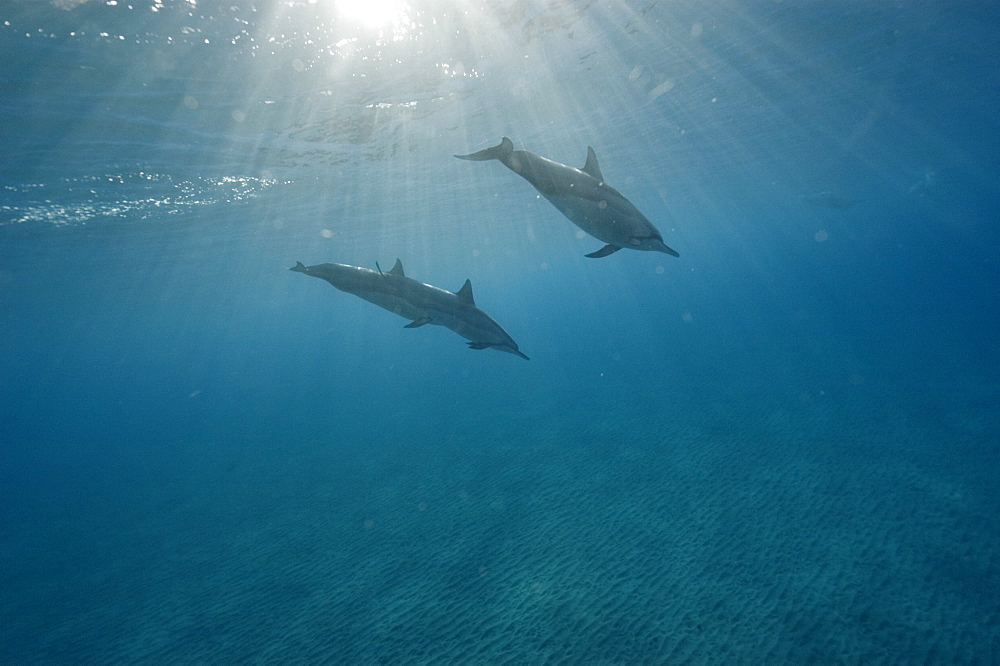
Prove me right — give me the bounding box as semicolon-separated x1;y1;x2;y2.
291;259;528;360
455;137;679;259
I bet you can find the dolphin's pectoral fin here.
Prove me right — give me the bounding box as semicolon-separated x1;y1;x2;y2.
585;244;621;259
582;147;605;183
467;342;490;350
405;318;431;328
454;137;514;162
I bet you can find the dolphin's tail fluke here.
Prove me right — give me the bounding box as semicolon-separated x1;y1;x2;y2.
290;261;308;273
454;137;514;162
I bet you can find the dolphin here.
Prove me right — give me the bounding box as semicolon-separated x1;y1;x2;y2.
455;137;679;259
290;259;529;360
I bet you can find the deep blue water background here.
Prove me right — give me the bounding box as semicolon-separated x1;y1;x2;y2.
2;0;999;662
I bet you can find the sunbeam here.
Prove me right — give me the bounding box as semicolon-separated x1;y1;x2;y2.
328;0;413;38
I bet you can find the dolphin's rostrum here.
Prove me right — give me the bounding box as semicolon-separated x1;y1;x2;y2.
455;137;679;259
291;259;528;360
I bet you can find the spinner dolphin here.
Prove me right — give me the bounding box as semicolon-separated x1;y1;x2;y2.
456;137;679;259
291;259;528;360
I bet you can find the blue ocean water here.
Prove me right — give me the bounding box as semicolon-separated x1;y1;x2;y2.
2;0;999;661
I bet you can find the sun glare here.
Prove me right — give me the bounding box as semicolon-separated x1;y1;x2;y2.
335;0;409;30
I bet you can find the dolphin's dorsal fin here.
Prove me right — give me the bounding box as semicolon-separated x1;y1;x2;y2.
456;279;475;306
389;259;405;277
582;147;604;182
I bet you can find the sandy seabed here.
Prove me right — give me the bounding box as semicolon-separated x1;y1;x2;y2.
3;379;998;664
